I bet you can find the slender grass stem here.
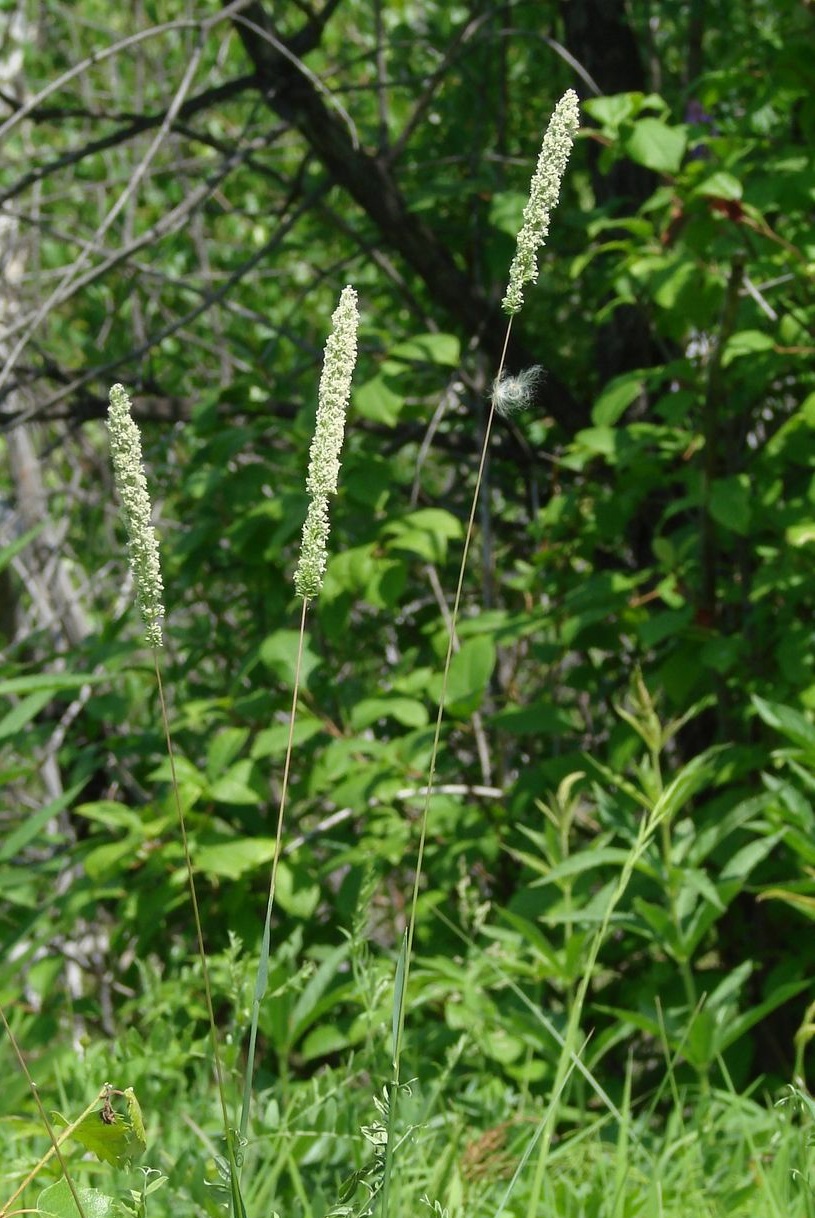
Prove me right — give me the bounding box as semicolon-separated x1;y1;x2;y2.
153;655;234;1140
0;1004;94;1218
239;596;308;1142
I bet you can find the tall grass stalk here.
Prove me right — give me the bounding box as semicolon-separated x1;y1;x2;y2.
107;383;240;1212
379;89;580;1216
239;285;359;1145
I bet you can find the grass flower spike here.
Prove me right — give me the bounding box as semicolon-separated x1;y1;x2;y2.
502;89;580;316
107;383;165;647
295;284;359;600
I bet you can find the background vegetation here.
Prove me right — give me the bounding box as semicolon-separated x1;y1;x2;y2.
1;1;814;1214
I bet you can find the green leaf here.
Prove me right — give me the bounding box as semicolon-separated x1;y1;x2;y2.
53;1092;145;1169
569;426;618;464
259;630;321;687
38;1180;115;1218
752;695;815;750
393;931;407;1067
383;509;462;563
354;374;404;425
721;330;775;365
205;727;251;781
715;979;810;1054
719;834;782;884
0;522;46;573
350;696;429;730
273;860;320;918
591;372;645;426
442;635;496;715
124;1087;146;1154
677;865;725;913
708;475;751;534
691;170;743;200
0;673;103;695
529;847;656;888
208;761;261;806
0;781;86;862
624;118;687;173
386;332;460;367
196;836;278;880
0;689;55;740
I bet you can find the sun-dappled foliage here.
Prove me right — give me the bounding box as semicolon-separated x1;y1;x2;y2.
2;1;815;1215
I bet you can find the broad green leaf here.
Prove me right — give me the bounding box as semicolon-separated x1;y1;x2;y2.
708;475;751;535
273;860;320;918
350;696;429;730
196;836;278;880
82;838;143;880
443;635;496;715
721;329;775;365
53;1092;145;1169
205;727;251;781
38;1180;115;1218
786;522;815;547
354;374;404;425
591;372;645;426
290;941;353;1042
386;332;460;367
259;630;321;687
208;761;261;806
569;426;618;462
691;170;743;200
383;508;462;563
624;118;687;173
489;190;527;238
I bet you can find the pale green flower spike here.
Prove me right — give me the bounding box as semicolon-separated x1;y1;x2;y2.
107;383;165;647
502;89;580;316
294;285;359;601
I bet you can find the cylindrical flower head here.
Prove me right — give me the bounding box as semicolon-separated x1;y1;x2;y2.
294;285;359;600
107;383;165;647
502;89;580;316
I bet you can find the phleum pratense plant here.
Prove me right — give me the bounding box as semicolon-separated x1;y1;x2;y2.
107;383;164;647
380;89;580;1218
107;383;241;1215
295;284;359;600
502;88;580;317
241;284;359;1143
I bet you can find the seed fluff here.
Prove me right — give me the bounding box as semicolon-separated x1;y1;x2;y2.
490;366;546;417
